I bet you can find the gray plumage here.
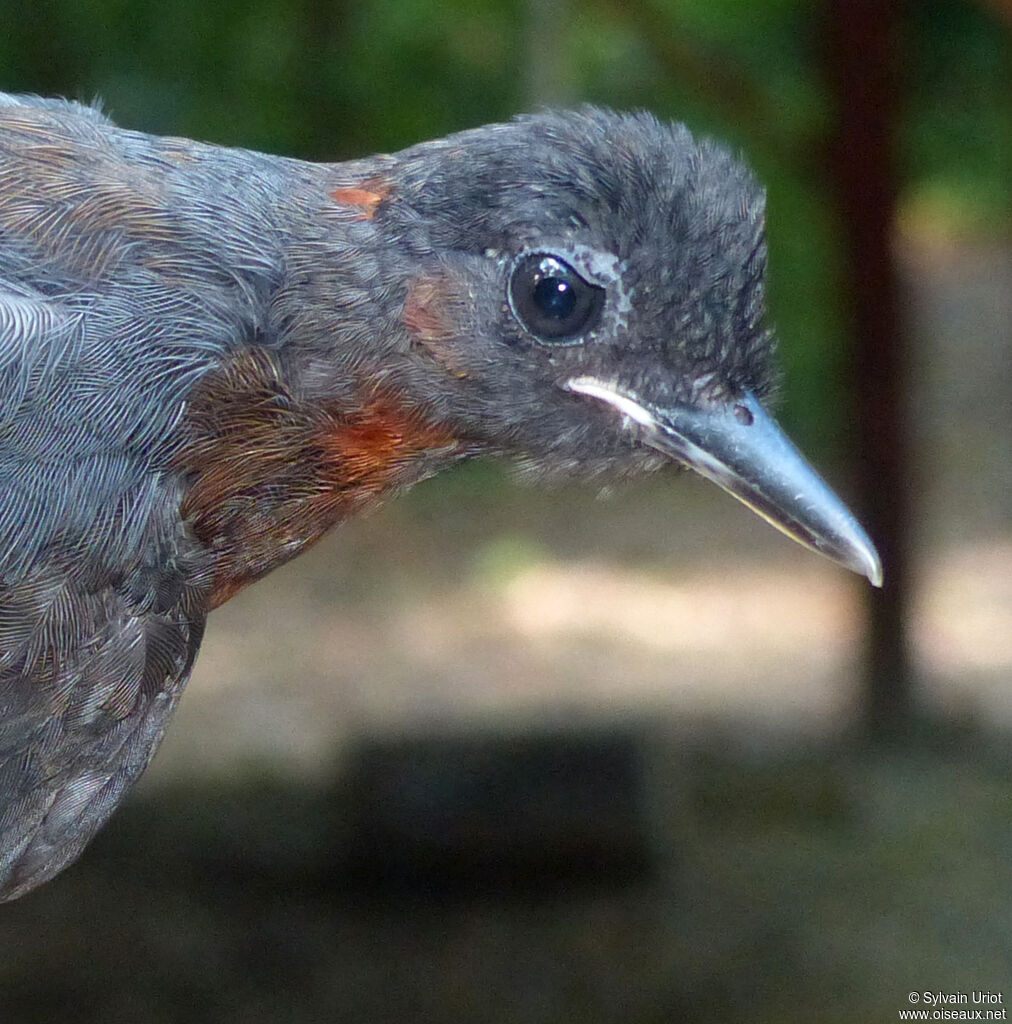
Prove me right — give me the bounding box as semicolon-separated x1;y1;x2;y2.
0;93;876;902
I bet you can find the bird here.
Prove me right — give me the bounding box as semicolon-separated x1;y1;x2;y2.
0;93;881;902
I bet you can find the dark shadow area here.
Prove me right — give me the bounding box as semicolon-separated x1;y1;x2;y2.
2;723;1010;1024
341;729;653;894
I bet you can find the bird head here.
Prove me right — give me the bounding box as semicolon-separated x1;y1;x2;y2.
325;108;881;585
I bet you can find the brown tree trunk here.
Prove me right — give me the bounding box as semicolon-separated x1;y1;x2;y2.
825;0;915;739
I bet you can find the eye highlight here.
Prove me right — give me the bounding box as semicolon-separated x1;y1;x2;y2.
508;252;606;344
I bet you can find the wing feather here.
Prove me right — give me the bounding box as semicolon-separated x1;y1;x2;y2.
0;95;269;899
0;282;212;900
0;557;206;901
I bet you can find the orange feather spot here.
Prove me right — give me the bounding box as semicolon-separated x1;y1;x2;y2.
330;182;390;219
403;276;471;376
178;348;459;607
403;277;456;343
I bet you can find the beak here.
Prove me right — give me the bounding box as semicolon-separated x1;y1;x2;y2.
565;378;883;587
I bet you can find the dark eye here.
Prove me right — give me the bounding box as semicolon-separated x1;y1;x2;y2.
508;253;606;343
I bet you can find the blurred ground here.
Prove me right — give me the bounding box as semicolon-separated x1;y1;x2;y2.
0;240;1008;1021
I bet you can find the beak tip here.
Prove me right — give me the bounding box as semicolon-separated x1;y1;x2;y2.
863;551;885;589
866;552;884;589
839;533;883;588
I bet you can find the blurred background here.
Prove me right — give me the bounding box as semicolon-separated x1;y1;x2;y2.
0;0;1010;1020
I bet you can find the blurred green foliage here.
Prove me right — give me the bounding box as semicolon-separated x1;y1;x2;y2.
0;0;1008;452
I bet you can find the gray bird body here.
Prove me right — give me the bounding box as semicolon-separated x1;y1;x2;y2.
0;93;879;901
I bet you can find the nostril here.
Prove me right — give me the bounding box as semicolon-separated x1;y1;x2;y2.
733;403;754;426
